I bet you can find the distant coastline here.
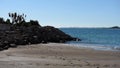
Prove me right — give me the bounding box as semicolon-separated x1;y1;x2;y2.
59;26;120;29
110;26;120;29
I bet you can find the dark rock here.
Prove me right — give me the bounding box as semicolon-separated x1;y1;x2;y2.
72;38;81;41
0;42;9;50
10;44;17;48
0;25;80;50
39;26;77;43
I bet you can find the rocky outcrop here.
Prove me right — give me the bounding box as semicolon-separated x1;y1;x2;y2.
0;25;80;50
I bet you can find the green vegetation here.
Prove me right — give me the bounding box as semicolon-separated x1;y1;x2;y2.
0;12;40;27
8;12;26;24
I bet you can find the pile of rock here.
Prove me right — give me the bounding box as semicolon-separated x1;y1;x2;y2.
0;25;80;50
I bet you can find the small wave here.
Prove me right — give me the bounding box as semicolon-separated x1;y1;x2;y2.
112;46;120;51
61;28;120;49
67;43;120;51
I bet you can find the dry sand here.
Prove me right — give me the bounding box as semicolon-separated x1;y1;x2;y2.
0;43;120;68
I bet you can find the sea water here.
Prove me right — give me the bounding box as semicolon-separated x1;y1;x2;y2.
60;28;120;51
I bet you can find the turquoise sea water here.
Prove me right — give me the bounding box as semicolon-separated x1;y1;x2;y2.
60;28;120;51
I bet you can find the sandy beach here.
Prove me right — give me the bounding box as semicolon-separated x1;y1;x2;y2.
0;43;120;68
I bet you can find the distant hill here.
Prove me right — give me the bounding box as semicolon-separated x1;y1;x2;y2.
110;26;120;29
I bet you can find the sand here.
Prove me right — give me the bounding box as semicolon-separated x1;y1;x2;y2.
0;43;120;68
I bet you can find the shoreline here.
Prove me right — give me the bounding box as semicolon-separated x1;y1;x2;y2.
0;43;120;68
65;42;120;52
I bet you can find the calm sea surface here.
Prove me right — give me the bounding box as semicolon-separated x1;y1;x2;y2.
60;28;120;51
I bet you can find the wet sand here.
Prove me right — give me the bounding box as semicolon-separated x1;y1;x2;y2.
0;43;120;68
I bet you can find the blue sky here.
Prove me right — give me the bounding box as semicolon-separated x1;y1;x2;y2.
0;0;120;27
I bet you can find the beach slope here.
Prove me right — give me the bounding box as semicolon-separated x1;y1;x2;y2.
0;43;120;68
